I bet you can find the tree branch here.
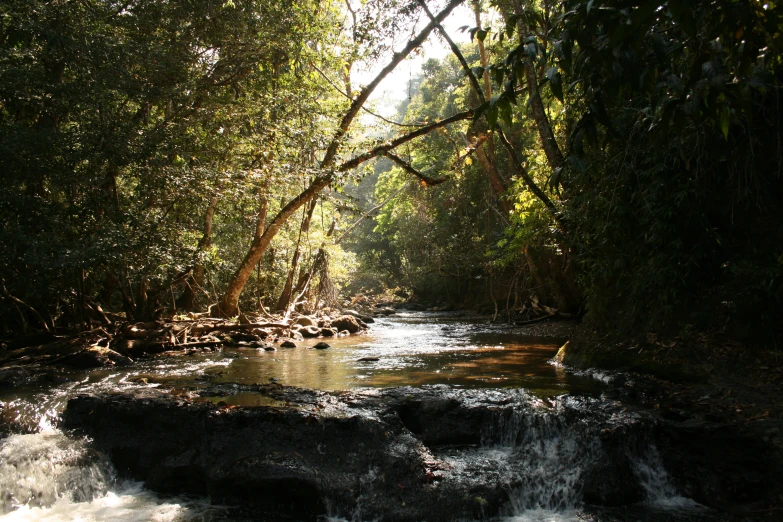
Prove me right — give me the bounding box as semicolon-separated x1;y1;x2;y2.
336;183;410;244
417;0;485;104
310;62;428;128
383;152;448;186
321;0;463;168
338;109;474;172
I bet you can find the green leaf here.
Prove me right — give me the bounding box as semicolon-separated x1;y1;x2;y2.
498;97;513;127
476;29;488;42
486;105;498;128
546;67;564;102
720;106;730;140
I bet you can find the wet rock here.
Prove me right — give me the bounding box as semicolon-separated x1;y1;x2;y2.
62;386;769;521
225;332;261;344
294;316;316;327
299;326;321;338
374;307;396;316
657;419;781;512
314;342;330;350
290;331;304;341
251;328;271;339
330;315;363;334
280;341;296;348
64;347;133;368
320;328;337;337
0;366;35;388
263;345;277;352
342;309;374;324
357;357;379;362
61;389;514;521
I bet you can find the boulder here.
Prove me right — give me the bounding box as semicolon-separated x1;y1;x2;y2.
314;342;330;350
294;316;317;327
280;341;296;348
299;326;321;338
320;328;337;337
342;309;375;324
251;328;271;339
330;315;363;334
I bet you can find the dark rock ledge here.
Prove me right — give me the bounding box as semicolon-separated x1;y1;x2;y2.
61;386;780;521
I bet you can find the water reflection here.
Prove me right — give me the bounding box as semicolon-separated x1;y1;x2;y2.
204;313;601;396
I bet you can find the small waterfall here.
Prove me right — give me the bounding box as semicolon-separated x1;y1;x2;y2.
630;446;702;511
486;410;601;515
482;402;703;521
0;432;114;514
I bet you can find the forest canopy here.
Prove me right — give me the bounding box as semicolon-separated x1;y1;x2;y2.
1;0;781;345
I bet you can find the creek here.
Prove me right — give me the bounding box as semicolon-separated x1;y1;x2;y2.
0;312;731;521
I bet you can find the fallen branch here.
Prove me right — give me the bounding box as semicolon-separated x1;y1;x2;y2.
0;282;50;331
499;313;558;328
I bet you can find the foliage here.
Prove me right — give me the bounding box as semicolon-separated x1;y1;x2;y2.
0;0;343;327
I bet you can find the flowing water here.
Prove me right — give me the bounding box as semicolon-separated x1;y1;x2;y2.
0;312;725;521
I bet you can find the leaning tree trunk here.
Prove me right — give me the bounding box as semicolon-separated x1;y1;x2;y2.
177;194;217;311
212;0;462;317
277;199;317;310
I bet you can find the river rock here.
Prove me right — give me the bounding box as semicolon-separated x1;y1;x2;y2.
280;341;296;348
294;316;317;327
64;347;133;368
342;309;374;324
320;328;337;337
314;342;330;350
374;307;396;316
251;328;271;339
330;315;363;334
299;326;321;338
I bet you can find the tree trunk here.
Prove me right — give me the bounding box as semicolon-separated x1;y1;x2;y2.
277;199;317;310
472;1;499;168
514;3;564;171
177;194;217;310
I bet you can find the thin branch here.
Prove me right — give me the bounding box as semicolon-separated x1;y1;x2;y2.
417;0;485;104
451;134;487;168
338;109;474;172
1;282;50;331
496;127;565;230
383;152;448;186
336;183;410;244
310;62;428;128
321;0;463;168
